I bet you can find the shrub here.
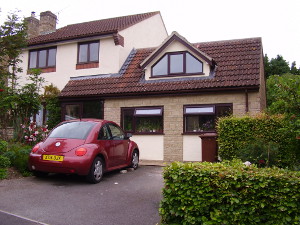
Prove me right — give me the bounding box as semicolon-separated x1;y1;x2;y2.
0;168;8;179
0;155;11;168
0;139;8;154
20;121;49;145
3;142;32;176
217;114;299;169
160;161;300;225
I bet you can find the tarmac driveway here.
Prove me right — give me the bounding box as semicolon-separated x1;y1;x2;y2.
0;165;163;225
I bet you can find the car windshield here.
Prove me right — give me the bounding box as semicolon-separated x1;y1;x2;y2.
49;121;96;139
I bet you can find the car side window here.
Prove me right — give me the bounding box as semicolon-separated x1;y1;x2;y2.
98;125;111;140
107;124;125;140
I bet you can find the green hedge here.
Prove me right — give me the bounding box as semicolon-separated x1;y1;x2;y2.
217;114;299;169
159;161;300;225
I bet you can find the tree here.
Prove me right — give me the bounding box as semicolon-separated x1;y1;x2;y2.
269;55;290;76
0;12;45;140
0;11;27;91
290;61;300;75
266;74;300;115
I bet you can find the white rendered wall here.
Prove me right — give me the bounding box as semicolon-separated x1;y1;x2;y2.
130;135;164;161
183;135;202;161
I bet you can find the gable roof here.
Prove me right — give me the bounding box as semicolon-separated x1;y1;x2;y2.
60;37;263;98
28;11;160;46
140;31;214;68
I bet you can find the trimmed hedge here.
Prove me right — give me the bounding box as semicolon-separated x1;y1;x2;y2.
159;161;300;225
217;114;299;169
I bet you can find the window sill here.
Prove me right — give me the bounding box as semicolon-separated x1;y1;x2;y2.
182;131;216;135
76;62;99;70
27;67;56;73
150;73;205;79
131;132;164;135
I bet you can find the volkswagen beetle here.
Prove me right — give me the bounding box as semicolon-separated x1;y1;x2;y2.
29;119;139;183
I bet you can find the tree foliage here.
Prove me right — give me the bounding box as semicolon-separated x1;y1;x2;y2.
0;12;45;140
264;54;300;78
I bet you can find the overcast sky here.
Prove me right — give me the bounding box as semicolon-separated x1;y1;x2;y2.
1;0;299;67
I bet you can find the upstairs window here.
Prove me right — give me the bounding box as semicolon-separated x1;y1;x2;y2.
78;41;100;64
184;104;232;133
29;47;56;69
152;51;203;77
121;107;164;134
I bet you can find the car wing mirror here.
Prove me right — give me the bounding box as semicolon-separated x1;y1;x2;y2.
125;133;132;139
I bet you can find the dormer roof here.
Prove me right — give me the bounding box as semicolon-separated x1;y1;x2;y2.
28;11;160;46
140;31;215;69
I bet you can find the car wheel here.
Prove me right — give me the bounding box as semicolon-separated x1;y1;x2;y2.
33;171;48;177
130;150;139;170
87;157;104;184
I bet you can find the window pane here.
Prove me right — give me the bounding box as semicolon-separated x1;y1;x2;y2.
186;53;203;73
29;51;37;68
49;121;95;139
152;55;168;76
108;124;124;140
48;48;56;67
89;42;99;62
83;101;103;119
136;117;163;133
170;54;183;73
186;115;215;132
135;108;162;115
217;106;232;117
185;107;214;114
123;109;134;132
38;50;47;68
78;44;88;63
65;104;80;120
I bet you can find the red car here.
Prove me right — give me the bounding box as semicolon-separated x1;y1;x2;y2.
29;119;139;183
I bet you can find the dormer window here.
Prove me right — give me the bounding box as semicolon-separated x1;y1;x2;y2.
152;51;203;77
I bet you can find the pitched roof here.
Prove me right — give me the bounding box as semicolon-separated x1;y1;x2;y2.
28;11;160;46
60;37;263;98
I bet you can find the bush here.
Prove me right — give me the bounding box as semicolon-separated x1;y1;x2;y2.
0;139;8;154
160;161;300;225
2;142;32;176
0;155;11;168
0;168;8;179
217;114;299;169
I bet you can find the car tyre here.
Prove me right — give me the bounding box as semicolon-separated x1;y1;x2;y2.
87;157;104;184
130;150;139;170
33;171;48;177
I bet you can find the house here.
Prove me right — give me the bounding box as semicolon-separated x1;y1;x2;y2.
18;11;266;163
59;31;266;163
18;11;168;91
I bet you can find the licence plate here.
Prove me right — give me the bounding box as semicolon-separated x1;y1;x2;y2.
42;155;64;162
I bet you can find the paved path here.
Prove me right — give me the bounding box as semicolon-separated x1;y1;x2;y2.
0;166;164;225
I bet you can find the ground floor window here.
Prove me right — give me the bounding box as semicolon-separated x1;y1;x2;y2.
121;106;163;134
184;104;232;133
62;100;104;121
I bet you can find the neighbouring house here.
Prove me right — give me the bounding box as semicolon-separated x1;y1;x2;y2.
17;10;168;124
19;11;266;163
18;11;168;90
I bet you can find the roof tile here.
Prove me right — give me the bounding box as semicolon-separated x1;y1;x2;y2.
60;37;262;97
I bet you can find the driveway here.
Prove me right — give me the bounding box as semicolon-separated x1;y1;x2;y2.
0;165;164;225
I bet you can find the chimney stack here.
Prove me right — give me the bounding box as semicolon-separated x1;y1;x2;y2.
25;10;57;39
39;11;57;35
25;11;39;39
